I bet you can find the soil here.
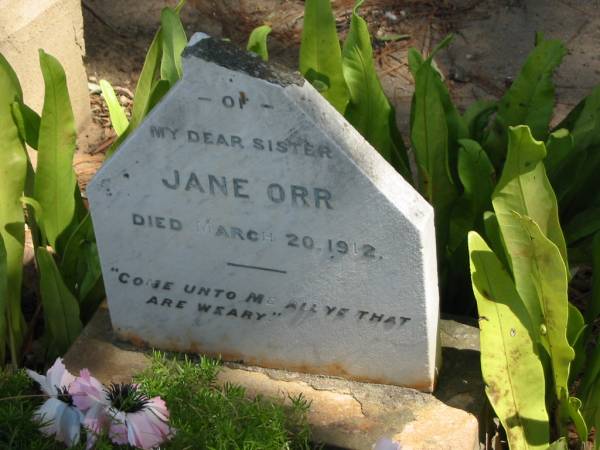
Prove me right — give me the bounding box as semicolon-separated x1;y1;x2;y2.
80;0;600;153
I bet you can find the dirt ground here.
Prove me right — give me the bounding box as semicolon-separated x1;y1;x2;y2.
80;0;600;151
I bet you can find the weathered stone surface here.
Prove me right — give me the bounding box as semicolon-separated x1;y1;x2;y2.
87;34;440;390
0;0;91;131
64;306;483;450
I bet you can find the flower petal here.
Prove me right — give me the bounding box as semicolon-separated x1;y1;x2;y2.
55;404;83;447
146;397;169;421
47;358;75;391
33;397;83;446
108;409;129;445
26;369;54;396
70;369;108;411
83;402;109;435
34;398;64;436
126;409;171;450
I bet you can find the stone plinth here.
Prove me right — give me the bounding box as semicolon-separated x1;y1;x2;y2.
0;0;91;130
64;305;484;450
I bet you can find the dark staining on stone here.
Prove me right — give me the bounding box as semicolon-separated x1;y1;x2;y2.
183;37;304;87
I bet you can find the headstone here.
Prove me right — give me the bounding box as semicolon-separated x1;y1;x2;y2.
87;34;440;391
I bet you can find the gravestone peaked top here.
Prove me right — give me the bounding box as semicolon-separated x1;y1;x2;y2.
87;33;440;391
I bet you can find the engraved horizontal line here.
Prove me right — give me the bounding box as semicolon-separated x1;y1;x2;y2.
198;97;212;101
261;104;274;109
226;262;287;274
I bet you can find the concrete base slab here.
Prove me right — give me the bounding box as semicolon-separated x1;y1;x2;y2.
64;305;484;450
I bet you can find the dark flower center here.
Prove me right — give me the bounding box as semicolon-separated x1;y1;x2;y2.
56;386;74;406
104;383;150;413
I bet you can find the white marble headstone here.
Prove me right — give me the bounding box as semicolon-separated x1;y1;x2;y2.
88;34;440;391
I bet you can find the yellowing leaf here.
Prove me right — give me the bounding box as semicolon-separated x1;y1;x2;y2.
468;231;549;449
100;80;129;136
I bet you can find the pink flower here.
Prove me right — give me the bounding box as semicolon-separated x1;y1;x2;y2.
26;358;84;447
71;372;172;449
70;369;110;446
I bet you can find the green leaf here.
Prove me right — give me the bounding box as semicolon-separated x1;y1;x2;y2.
100;80;129;136
34;50;77;251
468;231;549;449
77;242;103;322
130;30;163;130
564;207;600;246
567;397;588;442
410;52;457;258
104;126;129;160
513;214;574;406
569;323;587;387
587;232;600;323
342;0;410;180
483;211;510;270
0;235;5;363
11;101;40;150
547;438;568;450
59;212;104;319
20;196;46;245
463;99;496;142
60;212;94;293
550;87;600;216
484;38;566;166
105;80;171;160
300;0;348;112
119;1;184;151
492;126;567;272
160;6;187;86
421;39;469;185
407;48;423;78
0;52;27;359
147;79;171;112
580;340;600;403
567;302;585;347
558;145;600;220
544;128;572;180
556;86;600;151
581;372;600;448
567;302;586;385
37;246;82;355
448;139;495;254
247;25;272;62
20;148;41;251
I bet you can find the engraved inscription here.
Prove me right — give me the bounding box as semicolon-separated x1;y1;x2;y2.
149;125;333;159
112;267;412;330
161;170;334;209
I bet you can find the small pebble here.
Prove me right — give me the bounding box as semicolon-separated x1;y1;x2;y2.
449;66;470;83
88;82;102;94
384;11;398;22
